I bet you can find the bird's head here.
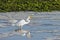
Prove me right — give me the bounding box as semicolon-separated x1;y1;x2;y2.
28;16;32;20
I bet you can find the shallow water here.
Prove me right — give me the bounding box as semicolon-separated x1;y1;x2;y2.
0;12;60;40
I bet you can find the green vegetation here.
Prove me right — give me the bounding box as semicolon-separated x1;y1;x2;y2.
0;0;60;12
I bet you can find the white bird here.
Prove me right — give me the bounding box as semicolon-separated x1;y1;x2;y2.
17;16;32;30
9;16;32;30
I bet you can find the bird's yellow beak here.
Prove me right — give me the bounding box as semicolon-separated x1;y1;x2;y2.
29;16;32;19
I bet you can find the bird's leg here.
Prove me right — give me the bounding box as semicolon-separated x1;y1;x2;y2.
15;26;22;31
20;26;22;30
19;26;22;30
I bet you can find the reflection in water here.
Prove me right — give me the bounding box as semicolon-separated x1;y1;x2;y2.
0;30;31;38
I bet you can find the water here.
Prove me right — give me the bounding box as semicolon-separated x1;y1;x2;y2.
0;12;60;40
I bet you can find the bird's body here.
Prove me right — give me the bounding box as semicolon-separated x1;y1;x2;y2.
17;19;30;26
17;19;27;26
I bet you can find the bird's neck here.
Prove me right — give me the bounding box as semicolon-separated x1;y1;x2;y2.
26;17;30;23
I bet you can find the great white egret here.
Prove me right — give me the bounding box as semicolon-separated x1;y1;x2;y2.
9;16;32;30
17;16;32;30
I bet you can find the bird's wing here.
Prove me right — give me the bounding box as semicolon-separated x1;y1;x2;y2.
18;19;26;24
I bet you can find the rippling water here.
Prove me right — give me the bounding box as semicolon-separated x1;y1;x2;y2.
0;12;60;40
